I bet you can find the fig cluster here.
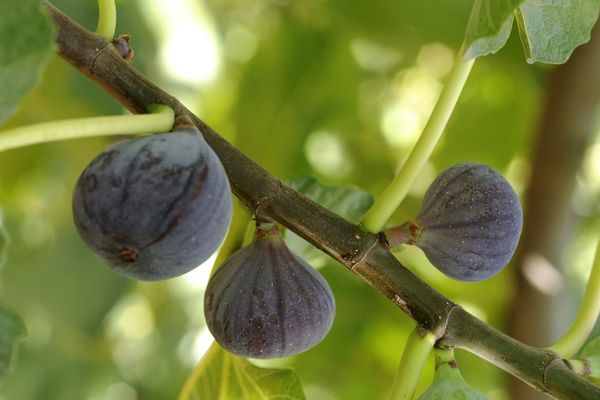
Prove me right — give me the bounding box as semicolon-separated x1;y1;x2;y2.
72;129;232;281
204;223;335;359
392;163;522;281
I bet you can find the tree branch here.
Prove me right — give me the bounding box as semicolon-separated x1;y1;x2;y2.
44;2;600;399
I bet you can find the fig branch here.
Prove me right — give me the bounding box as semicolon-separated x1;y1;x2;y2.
44;2;600;399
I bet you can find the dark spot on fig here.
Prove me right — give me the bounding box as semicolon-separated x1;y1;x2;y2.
119;248;137;262
110;176;122;188
252;287;265;300
83;173;97;192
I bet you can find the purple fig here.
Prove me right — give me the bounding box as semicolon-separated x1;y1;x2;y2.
204;225;335;359
403;163;522;281
72;129;232;281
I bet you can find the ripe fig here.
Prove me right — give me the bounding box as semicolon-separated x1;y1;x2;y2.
391;163;522;282
204;224;335;359
72;129;232;281
419;351;490;400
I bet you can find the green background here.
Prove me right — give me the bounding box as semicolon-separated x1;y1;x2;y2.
0;0;599;399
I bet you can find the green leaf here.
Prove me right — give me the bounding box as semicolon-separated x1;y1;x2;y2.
463;0;600;64
0;305;26;377
515;0;600;64
285;176;373;266
0;0;55;125
0;211;8;269
464;0;522;59
179;343;306;400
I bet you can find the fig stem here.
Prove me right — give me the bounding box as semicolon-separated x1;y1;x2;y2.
0;105;174;154
361;44;475;233
548;238;600;358
96;0;117;40
389;328;436;400
569;357;600;379
385;221;421;248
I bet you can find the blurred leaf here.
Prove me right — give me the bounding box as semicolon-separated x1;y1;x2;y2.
289;176;374;223
285;176;373;266
516;0;600;64
0;305;26;377
464;0;522;59
179;343;306;400
0;0;55;125
581;335;600;358
0;210;8;269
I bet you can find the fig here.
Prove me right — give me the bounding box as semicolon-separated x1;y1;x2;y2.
391;163;522;281
72;129;232;281
204;223;335;359
418;351;490;400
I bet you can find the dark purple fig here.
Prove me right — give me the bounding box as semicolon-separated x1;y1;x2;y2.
72;129;232;281
401;163;522;281
204;224;335;359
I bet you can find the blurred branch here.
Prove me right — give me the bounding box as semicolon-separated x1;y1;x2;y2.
44;2;600;399
510;21;600;400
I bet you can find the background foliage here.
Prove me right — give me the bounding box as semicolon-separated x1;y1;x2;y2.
0;1;599;399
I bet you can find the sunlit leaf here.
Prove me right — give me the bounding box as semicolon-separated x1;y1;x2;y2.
0;0;55;125
464;0;522;59
285;176;373;266
0;305;26;377
179;343;306;400
516;0;600;64
463;0;600;64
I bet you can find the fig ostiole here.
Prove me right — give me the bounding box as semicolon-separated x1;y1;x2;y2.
72;128;232;281
204;223;335;359
387;163;522;282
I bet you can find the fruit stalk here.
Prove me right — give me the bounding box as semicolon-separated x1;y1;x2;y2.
390;328;435;400
361;45;475;233
0;105;174;153
96;0;116;40
548;238;600;358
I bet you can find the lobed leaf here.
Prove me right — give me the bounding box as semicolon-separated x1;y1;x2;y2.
0;0;55;125
179;343;306;400
516;0;600;64
464;0;523;58
463;0;600;64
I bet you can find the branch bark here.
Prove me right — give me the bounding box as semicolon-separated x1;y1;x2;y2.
44;2;600;399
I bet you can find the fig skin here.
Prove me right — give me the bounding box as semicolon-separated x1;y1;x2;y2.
72;130;232;281
204;227;335;359
415;163;522;282
418;357;490;400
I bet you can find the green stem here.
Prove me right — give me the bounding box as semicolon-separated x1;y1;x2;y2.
434;347;456;365
96;0;117;40
548;239;600;358
361;45;475;233
0;105;174;153
390;328;436;400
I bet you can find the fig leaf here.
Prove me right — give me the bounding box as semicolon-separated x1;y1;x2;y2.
179;343;306;400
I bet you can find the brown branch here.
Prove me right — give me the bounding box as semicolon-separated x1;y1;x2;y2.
44;2;600;399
